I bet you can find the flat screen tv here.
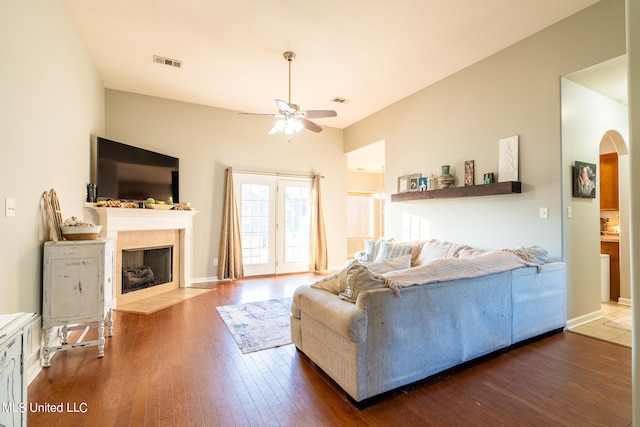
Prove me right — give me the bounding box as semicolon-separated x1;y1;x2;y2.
96;137;179;203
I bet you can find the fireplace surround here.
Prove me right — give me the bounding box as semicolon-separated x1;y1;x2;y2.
86;206;197;307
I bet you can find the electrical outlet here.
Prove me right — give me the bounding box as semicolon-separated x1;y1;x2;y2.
213;258;218;266
5;198;16;217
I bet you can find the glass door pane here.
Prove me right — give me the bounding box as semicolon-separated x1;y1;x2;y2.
278;180;311;273
234;174;276;276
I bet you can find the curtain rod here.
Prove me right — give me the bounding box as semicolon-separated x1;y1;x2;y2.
232;168;324;179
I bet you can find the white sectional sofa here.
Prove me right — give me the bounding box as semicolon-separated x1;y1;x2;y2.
290;239;567;404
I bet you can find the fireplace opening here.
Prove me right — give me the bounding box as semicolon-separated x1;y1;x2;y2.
122;245;173;294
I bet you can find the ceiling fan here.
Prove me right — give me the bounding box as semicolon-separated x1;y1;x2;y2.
242;51;337;135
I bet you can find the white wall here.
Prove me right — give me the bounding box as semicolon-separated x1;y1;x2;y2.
0;0;105;314
343;0;626;320
103;90;347;279
561;79;629;319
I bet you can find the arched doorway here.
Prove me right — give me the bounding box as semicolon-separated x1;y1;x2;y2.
599;130;630;306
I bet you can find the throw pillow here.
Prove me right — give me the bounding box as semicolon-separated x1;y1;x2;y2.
363;238;392;261
339;263;385;303
362;239;380;261
374;241;413;262
362;254;411;274
310;266;349;295
413;239;468;265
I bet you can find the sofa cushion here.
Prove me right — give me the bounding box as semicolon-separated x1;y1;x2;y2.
374;240;413;262
362;254;411;274
413;239;469;265
339;263;385;303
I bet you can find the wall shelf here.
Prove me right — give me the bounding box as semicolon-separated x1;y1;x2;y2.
390;181;521;202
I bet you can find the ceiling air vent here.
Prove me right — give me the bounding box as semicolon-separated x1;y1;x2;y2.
153;55;182;68
331;97;351;104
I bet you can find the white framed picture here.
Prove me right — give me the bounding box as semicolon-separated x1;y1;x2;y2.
499;135;519;182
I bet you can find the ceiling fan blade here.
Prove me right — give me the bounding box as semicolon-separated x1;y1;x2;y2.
238;112;279;117
301;118;323;133
302;110;337;119
275;99;296;114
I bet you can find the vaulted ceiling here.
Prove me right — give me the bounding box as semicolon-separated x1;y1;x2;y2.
64;0;602;131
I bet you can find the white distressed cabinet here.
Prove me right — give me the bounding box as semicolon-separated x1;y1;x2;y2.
42;239;115;367
0;312;36;427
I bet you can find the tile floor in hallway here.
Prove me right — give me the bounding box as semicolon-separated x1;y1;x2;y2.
569;301;631;347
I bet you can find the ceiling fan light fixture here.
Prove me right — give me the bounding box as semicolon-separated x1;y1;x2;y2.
284;118;303;134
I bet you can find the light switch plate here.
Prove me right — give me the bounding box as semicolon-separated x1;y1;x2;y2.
539;207;548;219
5;198;16;217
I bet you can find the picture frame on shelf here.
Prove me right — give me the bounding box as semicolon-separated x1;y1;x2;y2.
483;173;494;184
464;160;474;186
418;177;427;191
498;135;519;182
397;176;409;193
408;174;422;192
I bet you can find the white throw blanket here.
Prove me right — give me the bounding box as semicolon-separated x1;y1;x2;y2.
378;250;540;296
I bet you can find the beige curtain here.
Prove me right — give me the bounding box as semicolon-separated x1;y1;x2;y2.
218;167;244;280
309;175;328;272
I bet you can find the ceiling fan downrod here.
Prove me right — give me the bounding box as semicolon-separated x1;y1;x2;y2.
283;51;296;106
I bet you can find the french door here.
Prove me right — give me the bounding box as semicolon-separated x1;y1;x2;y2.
234;173;311;276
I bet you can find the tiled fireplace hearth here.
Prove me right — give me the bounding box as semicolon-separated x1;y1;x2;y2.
86;206;198;307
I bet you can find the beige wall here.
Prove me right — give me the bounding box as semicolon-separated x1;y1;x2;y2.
103;90;347;279
561;78;629;320
344;0;626;321
0;0;105;314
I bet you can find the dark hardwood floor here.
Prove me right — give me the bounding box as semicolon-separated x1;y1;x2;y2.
28;273;632;426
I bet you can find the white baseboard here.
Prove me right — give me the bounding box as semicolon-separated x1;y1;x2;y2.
566;309;603;329
189;276;219;284
618;297;632;306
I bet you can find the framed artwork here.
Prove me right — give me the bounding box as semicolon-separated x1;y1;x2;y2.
498;135;519;182
397;176;409;193
573;161;596;198
418;177;427;191
483;173;494;184
408;174;422;192
464;160;474;186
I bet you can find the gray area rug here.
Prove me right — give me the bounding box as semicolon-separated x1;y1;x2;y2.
216;297;293;354
604;314;631;331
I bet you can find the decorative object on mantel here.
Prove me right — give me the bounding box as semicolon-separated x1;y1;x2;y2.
42;188;63;241
418;177;427;191
483;173;494;184
464;160;474;186
499;135;519;182
93;198;192;210
437;165;454;188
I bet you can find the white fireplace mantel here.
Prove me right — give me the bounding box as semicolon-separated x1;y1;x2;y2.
85;205;198;289
86;206;198;235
